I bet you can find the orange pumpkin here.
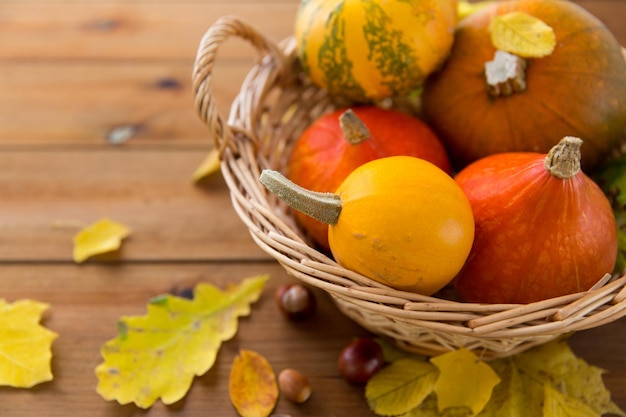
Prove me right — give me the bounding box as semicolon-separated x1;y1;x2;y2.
286;106;451;251
454;137;617;304
421;0;626;171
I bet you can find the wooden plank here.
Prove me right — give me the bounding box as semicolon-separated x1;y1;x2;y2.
0;262;376;417
0;150;269;261
0;61;249;144
0;262;623;416
0;3;298;60
0;2;621;61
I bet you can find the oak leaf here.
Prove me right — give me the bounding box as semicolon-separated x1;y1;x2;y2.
0;299;57;388
229;349;278;417
489;12;556;58
95;275;268;408
73;218;130;263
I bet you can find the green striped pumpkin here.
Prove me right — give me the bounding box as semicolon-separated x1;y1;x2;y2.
294;0;458;103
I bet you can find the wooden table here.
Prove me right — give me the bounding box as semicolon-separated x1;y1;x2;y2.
1;1;624;416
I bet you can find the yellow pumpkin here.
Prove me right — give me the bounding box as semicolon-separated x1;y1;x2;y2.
260;156;475;295
294;0;458;102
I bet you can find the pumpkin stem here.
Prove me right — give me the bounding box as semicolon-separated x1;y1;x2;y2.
259;169;342;225
544;136;583;179
339;109;371;145
485;50;527;97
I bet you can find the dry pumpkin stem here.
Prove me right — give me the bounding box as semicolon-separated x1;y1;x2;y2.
485;50;528;97
544;136;583;179
260;170;342;225
339;109;372;144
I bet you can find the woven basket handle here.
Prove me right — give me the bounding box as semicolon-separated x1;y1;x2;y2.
192;15;289;155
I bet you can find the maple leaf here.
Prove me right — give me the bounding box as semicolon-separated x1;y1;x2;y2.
95;275;269;408
431;348;501;416
483;340;626;417
0;299;58;388
229;349;278;417
73;218;131;263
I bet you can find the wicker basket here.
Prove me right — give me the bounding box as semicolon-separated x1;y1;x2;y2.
193;15;626;359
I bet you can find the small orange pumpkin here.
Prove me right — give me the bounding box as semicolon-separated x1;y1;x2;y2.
422;0;626;171
287;106;451;251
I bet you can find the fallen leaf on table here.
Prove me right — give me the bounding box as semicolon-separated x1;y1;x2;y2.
431;348;500;416
192;148;221;182
489;12;556;58
365;357;439;416
72;218;130;263
95;275;269;408
488;339;626;417
543;384;599;417
229;349;278;417
0;299;57;388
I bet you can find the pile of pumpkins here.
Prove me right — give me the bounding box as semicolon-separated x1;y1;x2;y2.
259;0;626;304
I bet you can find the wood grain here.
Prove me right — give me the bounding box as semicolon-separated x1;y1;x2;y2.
0;1;625;416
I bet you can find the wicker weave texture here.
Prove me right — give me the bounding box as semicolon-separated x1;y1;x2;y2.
193;15;626;359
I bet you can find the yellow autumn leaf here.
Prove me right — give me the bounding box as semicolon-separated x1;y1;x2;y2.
95;275;268;408
365;357;439;416
229;349;278;417
543;384;600;417
72;218;130;263
431;348;500;416
489;11;556;58
192;148;221;182
0;299;57;388
458;1;493;22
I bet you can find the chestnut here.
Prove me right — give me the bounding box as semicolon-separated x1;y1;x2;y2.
278;368;312;403
274;283;317;320
337;337;384;385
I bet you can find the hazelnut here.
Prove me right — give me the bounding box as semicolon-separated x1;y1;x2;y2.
274;283;317;320
278;368;312;403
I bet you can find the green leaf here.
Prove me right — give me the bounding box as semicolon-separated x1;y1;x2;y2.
489;12;556;58
594;154;626;273
366;357;439;416
95;275;269;408
431;349;501;416
0;300;58;388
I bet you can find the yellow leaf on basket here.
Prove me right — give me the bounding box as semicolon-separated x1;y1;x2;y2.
229;349;278;417
192;148;221;182
0;299;58;388
95;275;268;409
72;218;131;263
489;11;556;58
458;1;494;22
431;348;501;416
